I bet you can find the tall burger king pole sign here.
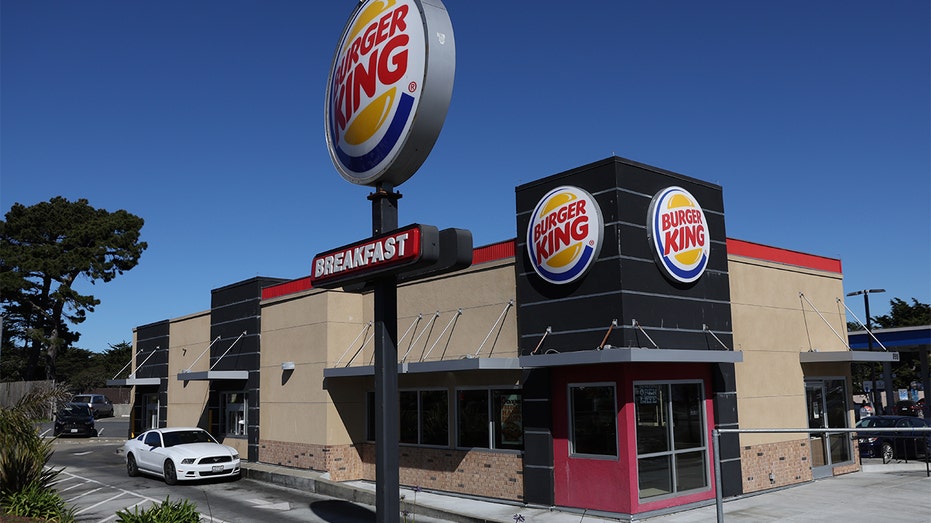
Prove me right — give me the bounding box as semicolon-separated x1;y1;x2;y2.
323;1;455;520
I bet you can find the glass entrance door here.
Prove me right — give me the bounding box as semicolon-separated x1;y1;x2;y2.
805;379;851;479
144;394;159;430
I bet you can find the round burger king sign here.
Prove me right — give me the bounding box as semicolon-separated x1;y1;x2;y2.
325;0;455;187
527;186;603;285
647;186;710;283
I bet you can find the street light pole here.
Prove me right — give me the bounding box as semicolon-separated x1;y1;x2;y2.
847;288;886;413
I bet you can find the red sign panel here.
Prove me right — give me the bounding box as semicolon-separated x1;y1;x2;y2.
310;224;436;288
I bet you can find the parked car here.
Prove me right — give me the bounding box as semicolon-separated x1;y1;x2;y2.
122;427;240;485
54;404;97;437
70;394;114;418
855;415;930;462
892;400;921;416
894;400;921;417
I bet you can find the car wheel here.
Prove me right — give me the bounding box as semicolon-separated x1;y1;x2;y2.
127;454;139;477
881;442;894;463
163;460;178;485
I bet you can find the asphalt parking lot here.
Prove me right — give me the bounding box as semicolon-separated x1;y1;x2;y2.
42;420;931;523
48;439;454;523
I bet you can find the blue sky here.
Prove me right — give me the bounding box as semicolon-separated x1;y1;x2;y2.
2;1;929;352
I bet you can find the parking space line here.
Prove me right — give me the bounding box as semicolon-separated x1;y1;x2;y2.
54;470;232;523
65;487;103;503
57;470;163;505
73;492;128;516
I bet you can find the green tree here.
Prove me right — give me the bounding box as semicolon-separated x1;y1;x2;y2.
850;297;929;394
870;297;931;328
56;341;133;391
0;197;146;381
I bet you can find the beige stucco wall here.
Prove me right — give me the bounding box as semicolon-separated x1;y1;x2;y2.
259;289;365;446
258;258;518;449
166;311;211;428
729;254;850;446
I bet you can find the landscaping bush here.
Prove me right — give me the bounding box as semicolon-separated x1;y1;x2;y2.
0;384;69;498
115;497;200;523
0;481;74;523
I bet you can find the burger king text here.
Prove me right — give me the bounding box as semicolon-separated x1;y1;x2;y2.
660;209;705;256
331;4;410;134
532;199;589;265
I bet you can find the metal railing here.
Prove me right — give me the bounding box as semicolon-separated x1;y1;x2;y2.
712;426;931;522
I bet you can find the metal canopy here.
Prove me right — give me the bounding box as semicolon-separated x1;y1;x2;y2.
176;370;249;381
106;377;161;386
799;351;900;363
520;347;743;368
323;357;522;378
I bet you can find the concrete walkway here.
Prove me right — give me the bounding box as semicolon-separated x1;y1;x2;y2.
241;459;930;522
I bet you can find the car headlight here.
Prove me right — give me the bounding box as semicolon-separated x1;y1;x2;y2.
232;452;239;460
181;458;196;465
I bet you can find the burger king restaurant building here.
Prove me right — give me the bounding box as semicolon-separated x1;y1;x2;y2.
117;157;890;519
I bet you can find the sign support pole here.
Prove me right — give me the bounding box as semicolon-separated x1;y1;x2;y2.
370;182;401;522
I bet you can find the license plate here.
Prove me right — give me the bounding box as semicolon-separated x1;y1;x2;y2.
212;465;223;472
70;429;78;433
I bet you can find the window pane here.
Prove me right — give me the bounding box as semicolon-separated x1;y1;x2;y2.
494;391;523;450
458;390;489;447
675;451;707;492
638;456;672;498
400;391;418;444
672;383;703;450
635;384;669;454
224;393;246;436
420;391;449;446
570;385;617;456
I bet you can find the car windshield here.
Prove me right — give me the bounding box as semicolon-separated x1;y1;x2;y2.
72;395;91;402
857;417;896;428
59;404;92;416
161;430;216;447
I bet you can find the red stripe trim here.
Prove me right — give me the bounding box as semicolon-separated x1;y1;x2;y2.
726;238;842;273
472;239;516;265
262;277;312;300
262;239;518;301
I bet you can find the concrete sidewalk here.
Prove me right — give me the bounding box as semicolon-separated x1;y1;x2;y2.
241;459;930;522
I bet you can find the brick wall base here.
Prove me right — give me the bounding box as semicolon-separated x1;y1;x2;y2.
258;441;524;502
369;444;524;502
740;439;813;493
258;440;366;480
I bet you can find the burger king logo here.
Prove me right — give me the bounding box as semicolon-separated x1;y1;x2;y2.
325;0;455;187
647;187;710;283
527;186;603;285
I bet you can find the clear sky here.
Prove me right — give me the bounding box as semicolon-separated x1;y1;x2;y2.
2;1;929;353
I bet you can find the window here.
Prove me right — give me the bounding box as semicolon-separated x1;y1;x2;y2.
144;431;161;447
398;389;449;446
222;392;247;437
457;390;488;447
456;389;523;450
634;382;708;499
569;384;617;457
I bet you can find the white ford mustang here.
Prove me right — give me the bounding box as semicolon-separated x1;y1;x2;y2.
122;427;241;484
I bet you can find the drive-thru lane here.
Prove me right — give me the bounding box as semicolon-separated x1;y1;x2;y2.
48;441;450;523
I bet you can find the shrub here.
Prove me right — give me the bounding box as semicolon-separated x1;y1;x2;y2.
0;384;70;497
0;481;74;522
115;497;200;523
